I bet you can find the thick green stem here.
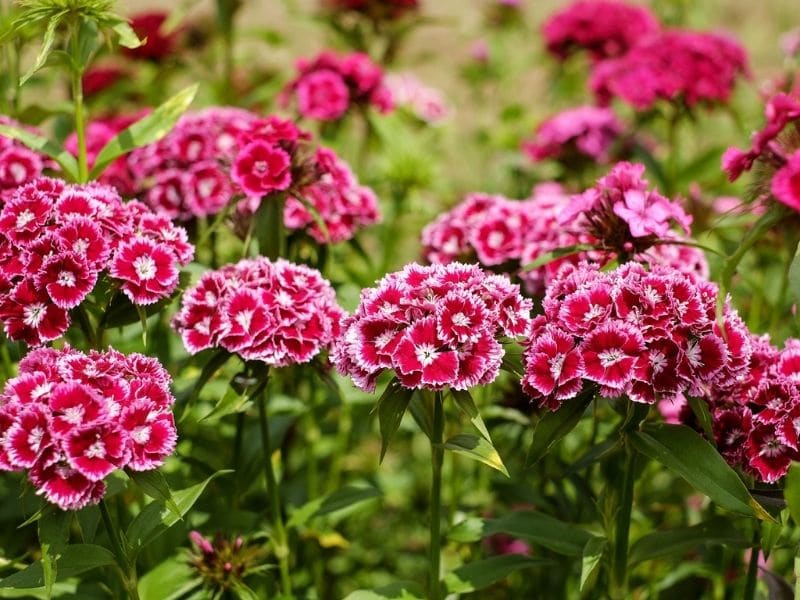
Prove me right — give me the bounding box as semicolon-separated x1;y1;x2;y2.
69;57;88;183
99;499;140;600
743;528;760;600
794;545;800;600
256;376;293;598
609;439;636;599
428;392;445;600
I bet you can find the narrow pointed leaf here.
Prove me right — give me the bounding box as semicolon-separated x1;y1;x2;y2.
90;84;198;178
630;424;773;520
288;484;382;529
443;433;509;476
484;511;593;556
0;124;78;180
376;378;414;462
451;389;491;441
127;470;181;520
20;16;60;85
580;537;606;591
444;555;551;594
109;18;142;49
630;517;748;565
526;389;593;467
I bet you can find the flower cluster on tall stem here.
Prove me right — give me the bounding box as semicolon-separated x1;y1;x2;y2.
0;346;178;510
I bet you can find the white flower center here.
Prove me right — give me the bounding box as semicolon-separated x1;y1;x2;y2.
72;239;89;254
650;350;667;374
23;303;46;327
62;405;84;425
374;331;395;350
133;255;157;281
10;162;26;183
234;309;253;331
760;436;784;458
28;426;44;451
598;349;624;367
15;209;35;228
85;439;106;459
549;354;565;379
254;160;267;174
131;425;151;445
487;231;505;249
57;270;76;287
584;304;605;321
415;343;439;367
451;312;470;327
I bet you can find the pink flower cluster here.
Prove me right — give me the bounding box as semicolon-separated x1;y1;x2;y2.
173;257;345;366
590;30;748;110
125;108;261;219
0;346;177;510
522;105;623;164
0;116;50;198
699;336;800;483
522;262;751;409
560;162;691;253
332;262;532;392
421;185;583;295
282;51;393;122
283;147;380;243
722;93;800;212
542;0;660;61
385;73;450;125
0;177;193;345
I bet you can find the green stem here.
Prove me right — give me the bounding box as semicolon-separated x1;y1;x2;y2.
794;545;800;600
428;391;444;600
256;374;293;598
743;528;760;600
609;438;636;599
99;500;140;600
326;400;352;494
69;48;88;183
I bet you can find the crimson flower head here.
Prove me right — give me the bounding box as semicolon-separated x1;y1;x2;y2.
332;262;532;392
0;346;177;510
282;51;394;122
0;116;49;197
559;162;692;256
590;29;748;111
542;0;660;61
522;262;750;410
0;178;193;345
173;257;345;367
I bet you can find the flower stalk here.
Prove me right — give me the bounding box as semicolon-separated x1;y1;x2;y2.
428;390;445;600
99;499;140;600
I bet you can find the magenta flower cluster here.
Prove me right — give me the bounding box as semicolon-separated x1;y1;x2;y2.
173;257;345;366
722;93;800;212
703;336;800;483
283;147;380;243
590;30;748;110
522;105;623;164
542;0;660;61
522;262;751;409
281;51;394;122
332;262;532;392
0;346;177;510
559;162;691;253
385;72;450;125
0;178;192;345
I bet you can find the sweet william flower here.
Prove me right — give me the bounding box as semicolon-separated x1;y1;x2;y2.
109;238;180;305
231;141;292;198
296;69;350;121
771;150;800;211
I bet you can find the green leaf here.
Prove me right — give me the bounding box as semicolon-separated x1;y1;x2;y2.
254;193;286;260
109;18;142;49
522;244;594;271
0;124;78;181
580;537;606;591
344;582;424;600
375;378;414;462
444;555;551;594
443;433;509;476
484;511;593;556
784;463;800;526
37;511;70;599
177;349;231;419
127;470;181;520
686;396;714;443
629;517;748;565
526;389;593;467
287;484;382;529
451;389;491;441
126;471;232;556
89;84;198;179
0;544;115;589
407;392;433;440
20;15;60;85
136;556;198;600
630;424;773;520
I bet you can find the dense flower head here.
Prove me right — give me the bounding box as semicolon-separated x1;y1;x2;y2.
385;73;450;125
189;531;264;594
332;262;532;392
122;11;182;62
0;346;177;510
0;116;50;198
522;262;750;410
542;0;660;61
282;51;394;122
0;177;193;344
522;105;623;164
560;162;692;254
590;30;748;110
173;257;345;366
696;336;800;483
283;147;381;243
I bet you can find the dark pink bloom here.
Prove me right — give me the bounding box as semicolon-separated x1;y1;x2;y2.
521;328;584;407
542;0;660;61
123;11;181;62
109;238;180;305
771;150;800;211
231;141;292;198
296;70;350;121
0;279;69;345
582;321;644;390
34;253;97;309
393;317;460;388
